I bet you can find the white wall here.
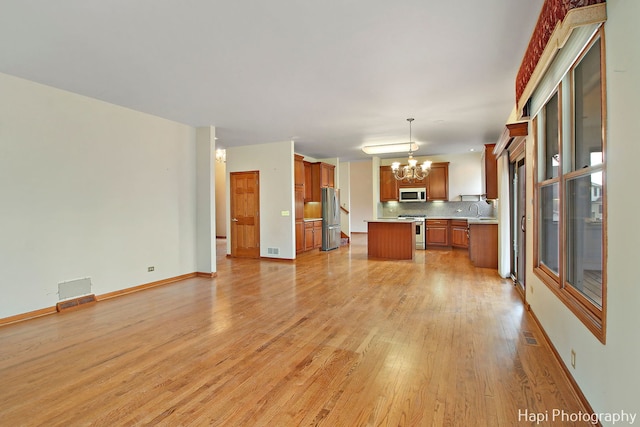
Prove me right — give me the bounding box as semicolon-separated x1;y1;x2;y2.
0;73;198;318
526;1;640;421
349;160;374;233
225;141;295;259
381;151;483;200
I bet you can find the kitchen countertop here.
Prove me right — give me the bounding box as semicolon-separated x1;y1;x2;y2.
377;216;498;224
366;218;418;223
303;218;322;222
467;217;498;225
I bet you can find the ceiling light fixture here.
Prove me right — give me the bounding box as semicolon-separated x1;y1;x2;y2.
362;142;419;155
391;118;431;182
215;149;226;163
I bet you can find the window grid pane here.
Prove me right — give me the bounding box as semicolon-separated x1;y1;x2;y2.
574;38;603;170
539;183;560;276
544;92;560;180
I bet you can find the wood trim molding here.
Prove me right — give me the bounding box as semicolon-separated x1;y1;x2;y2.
493;121;529;157
97;273;198;300
517;3;607;117
196;272;218;278
260;257;295;263
0;306;57;326
527;306;600;425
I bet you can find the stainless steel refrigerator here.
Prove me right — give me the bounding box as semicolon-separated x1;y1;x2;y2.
321;187;341;251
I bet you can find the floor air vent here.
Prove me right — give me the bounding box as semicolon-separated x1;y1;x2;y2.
56;294;97;312
522;331;539;346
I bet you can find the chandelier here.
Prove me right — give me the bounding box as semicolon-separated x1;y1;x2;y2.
391;118;432;182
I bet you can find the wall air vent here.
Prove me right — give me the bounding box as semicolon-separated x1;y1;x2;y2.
56;294;97;312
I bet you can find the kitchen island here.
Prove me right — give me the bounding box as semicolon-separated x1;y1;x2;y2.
366;219;416;260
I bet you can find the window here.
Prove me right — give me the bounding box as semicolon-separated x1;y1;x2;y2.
534;30;606;342
538;91;561;278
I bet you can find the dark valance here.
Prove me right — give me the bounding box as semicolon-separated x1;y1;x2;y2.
515;0;606;102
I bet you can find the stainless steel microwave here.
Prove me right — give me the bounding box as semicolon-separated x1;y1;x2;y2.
399;187;426;202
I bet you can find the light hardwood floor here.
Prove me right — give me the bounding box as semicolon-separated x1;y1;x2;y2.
0;235;590;426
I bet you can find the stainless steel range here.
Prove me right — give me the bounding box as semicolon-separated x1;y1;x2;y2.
398;214;426;249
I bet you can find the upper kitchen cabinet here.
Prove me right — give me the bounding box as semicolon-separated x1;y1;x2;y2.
483;144;498;200
303;161;313;201
309;162;335;202
318;162;335;188
426;162;449;201
398;177;427;189
380;166;399;202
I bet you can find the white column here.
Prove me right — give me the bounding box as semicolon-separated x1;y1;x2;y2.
497;154;511;278
196;126;216;274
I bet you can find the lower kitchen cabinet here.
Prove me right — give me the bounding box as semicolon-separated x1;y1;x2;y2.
450;220;469;248
468;223;498;268
296;220;305;253
425;219;450;247
303;220;323;251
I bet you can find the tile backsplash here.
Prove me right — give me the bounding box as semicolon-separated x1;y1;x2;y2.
379;200;496;218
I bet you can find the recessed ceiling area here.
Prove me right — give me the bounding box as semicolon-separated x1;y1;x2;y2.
0;1;544;161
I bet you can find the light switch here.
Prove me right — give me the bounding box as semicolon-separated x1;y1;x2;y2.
281;210;290;216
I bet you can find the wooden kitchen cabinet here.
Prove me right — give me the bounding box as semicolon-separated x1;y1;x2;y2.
426;219;450;247
294;154;304;187
295;186;304;220
309;162;335;202
304;220;323;251
468;223;498;268
450;219;469;248
320;163;334;188
294;155;305;220
304;161;313;201
426;162;449;201
398;178;427;189
483;144;498;200
380;166;399;201
295;220;305;253
295;155;305;253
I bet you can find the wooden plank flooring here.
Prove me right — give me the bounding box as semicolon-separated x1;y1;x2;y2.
0;235;590;426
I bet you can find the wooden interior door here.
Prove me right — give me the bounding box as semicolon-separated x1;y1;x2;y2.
230;171;260;258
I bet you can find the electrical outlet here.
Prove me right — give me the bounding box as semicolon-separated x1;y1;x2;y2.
571;349;576;369
148;266;155;272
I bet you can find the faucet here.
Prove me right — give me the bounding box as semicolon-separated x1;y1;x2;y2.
469;203;480;218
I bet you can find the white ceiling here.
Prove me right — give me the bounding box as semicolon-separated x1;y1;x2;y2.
0;0;543;161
